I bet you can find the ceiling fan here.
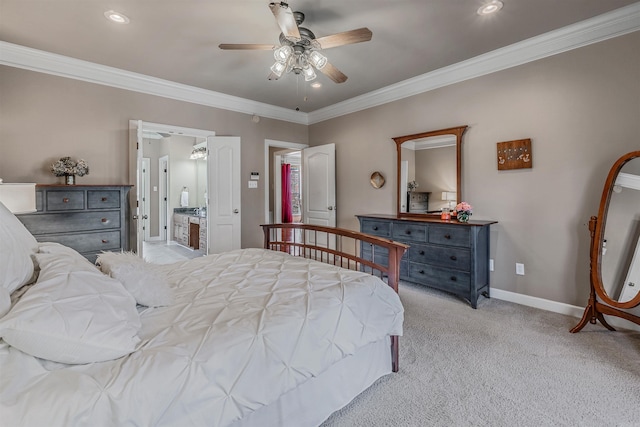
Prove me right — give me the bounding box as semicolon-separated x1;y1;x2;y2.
219;2;372;83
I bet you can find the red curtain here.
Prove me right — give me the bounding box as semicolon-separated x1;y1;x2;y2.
281;163;293;223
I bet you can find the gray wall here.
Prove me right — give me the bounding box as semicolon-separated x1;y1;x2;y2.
0;31;638;309
308;31;640;307
0;66;308;249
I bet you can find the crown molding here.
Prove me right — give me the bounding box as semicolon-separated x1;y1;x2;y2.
0;42;309;125
308;2;640;124
1;3;638;126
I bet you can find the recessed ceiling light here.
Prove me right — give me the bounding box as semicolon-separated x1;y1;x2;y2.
310;82;322;88
477;1;503;16
104;10;130;24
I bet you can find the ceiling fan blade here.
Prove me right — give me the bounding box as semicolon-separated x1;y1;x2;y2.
315;28;372;49
219;44;277;50
319;62;347;84
269;2;301;41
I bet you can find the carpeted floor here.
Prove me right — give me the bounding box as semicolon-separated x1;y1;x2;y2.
321;282;640;427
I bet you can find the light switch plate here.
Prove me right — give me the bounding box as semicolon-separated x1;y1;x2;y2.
248;181;258;188
516;263;525;275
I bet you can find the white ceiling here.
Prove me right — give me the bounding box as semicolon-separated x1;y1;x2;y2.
1;1;638;115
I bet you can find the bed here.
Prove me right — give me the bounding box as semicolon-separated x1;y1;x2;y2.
0;201;409;427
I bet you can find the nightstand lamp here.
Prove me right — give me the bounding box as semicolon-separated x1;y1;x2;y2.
0;181;37;213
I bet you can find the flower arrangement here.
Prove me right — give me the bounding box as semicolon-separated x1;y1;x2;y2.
50;157;90;177
407;180;419;192
454;201;473;223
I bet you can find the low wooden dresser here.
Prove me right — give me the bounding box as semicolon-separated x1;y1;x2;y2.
17;185;131;262
357;214;497;308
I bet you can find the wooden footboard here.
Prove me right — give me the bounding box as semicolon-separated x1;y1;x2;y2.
261;223;409;372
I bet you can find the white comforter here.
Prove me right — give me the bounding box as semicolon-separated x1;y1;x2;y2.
1;248;403;426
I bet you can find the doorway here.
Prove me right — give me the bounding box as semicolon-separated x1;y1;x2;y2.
264;139;308;224
129;121;241;261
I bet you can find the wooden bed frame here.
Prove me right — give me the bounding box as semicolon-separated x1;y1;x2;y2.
261;223;409;372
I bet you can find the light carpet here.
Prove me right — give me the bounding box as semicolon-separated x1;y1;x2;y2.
321;282;640;427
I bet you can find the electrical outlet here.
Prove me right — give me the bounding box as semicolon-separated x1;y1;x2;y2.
489;259;494;272
516;263;525;275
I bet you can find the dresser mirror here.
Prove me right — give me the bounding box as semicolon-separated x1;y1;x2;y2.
571;151;640;332
392;126;467;218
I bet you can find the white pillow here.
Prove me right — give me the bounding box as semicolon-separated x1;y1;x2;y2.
0;201;38;293
96;251;174;307
37;242;93;268
0;251;141;364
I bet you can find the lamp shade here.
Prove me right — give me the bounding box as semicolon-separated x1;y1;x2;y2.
0;183;37;213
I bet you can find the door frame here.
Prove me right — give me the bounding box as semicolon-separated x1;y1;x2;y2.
264;139;308;224
129;120;216;257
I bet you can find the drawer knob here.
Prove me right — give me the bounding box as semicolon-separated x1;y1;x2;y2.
450;276;457;282
419;250;425;255
419;270;425;274
444;234;451;239
101;197;108;202
450;255;457;261
101;239;109;244
101;218;109;223
63;198;69;203
405;230;411;235
372;226;378;230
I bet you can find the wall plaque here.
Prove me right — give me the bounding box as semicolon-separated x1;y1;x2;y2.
497;139;532;170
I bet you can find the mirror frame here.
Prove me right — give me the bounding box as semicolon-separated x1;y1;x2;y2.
592;150;640;310
392;125;468;218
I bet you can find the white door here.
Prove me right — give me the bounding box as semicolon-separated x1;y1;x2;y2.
400;160;408;213
141;158;151;241
303;143;336;227
134;120;144;257
208;136;241;253
158;156;169;242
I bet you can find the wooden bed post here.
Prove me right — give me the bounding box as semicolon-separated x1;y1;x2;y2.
261;223;408;372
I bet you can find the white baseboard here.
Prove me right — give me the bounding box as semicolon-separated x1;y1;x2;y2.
145;236;163;242
490;288;640;332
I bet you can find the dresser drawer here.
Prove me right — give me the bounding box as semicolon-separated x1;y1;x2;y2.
392;223;427;242
88;190;121;209
408;263;470;294
428;226;470;248
36;230;121;253
18;211;121;234
360;219;390;238
46;190;84;211
362;244;389;267
409;243;471;271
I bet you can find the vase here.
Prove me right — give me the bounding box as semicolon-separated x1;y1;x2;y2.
457;211;470;223
65;175;75;185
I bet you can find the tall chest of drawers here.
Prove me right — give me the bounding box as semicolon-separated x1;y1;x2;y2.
17;185;131;262
357;214;497;308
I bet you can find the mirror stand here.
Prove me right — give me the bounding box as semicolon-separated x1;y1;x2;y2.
571;150;640;333
570;216;639;332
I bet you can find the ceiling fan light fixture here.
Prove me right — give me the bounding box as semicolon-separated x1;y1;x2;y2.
302;65;316;81
270;61;287;77
273;45;293;63
477;1;503;16
308;51;327;69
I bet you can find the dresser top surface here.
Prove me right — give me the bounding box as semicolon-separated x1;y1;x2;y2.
357;213;498;226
